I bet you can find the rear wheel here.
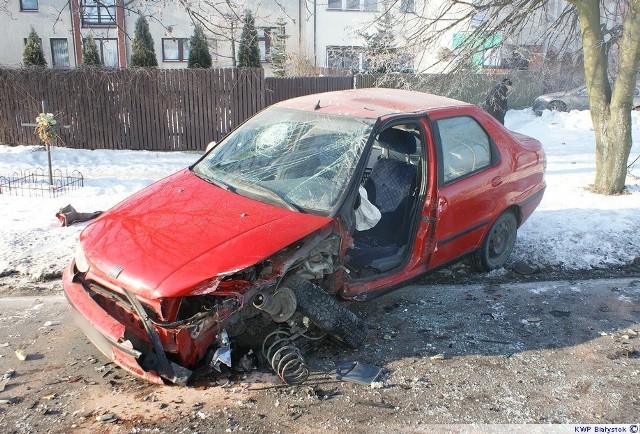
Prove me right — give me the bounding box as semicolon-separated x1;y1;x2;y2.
473;211;518;272
282;276;367;349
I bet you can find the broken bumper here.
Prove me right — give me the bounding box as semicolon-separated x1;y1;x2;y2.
62;260;165;384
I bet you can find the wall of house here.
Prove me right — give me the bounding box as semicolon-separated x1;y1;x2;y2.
0;0;77;68
0;0;577;74
126;0;302;75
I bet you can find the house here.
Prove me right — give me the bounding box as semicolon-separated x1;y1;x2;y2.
0;0;569;74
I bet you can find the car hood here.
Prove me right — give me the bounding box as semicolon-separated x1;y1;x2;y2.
80;169;333;299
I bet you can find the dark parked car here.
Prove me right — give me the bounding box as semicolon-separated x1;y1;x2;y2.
532;85;640;115
63;88;546;386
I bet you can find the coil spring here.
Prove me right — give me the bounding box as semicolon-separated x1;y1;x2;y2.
262;328;310;385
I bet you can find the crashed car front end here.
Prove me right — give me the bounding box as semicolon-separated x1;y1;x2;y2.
63;250;261;384
63;225;349;385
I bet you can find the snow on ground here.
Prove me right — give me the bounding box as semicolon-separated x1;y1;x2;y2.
0;109;639;287
507;109;640;269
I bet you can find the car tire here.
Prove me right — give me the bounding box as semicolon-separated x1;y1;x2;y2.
473;211;518;272
547;100;567;112
283;275;368;349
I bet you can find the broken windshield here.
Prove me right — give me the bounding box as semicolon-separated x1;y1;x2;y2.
192;107;374;214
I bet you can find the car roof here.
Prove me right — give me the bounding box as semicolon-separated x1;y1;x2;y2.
273;88;472;119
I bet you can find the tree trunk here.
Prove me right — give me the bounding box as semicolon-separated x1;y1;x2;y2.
571;0;640;195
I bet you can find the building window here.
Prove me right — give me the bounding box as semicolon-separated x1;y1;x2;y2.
258;28;272;62
89;38;118;67
162;38;190;62
81;0;116;26
327;0;377;11
20;0;38;11
50;38;70;67
327;46;364;71
399;0;414;13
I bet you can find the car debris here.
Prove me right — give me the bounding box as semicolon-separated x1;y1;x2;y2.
331;361;386;387
55;204;102;227
0;369;15;392
95;413;118;423
14;349;27;361
62;88;545;386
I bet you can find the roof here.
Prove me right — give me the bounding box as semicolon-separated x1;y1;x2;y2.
274;87;471;119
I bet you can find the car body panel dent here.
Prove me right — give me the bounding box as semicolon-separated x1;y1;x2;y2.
80;169;332;299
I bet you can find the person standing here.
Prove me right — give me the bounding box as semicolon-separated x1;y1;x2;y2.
485;78;513;125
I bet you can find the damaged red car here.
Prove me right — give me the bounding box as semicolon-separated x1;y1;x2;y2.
63;88;546;385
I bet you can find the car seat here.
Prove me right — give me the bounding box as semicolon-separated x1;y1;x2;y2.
349;128;419;272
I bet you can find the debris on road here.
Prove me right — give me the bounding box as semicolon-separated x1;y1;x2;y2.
0;369;15;392
331;361;386;386
14;349;27;361
56;204;102;227
95;413;118;423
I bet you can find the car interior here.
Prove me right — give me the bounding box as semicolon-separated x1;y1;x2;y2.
347;124;423;274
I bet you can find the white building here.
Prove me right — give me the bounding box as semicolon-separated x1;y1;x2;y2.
0;0;569;74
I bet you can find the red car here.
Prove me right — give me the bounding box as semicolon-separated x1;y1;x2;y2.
63;88;546;385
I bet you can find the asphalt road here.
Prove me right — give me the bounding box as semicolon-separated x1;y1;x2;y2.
0;277;638;433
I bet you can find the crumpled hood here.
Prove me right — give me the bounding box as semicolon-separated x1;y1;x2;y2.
80;169;332;299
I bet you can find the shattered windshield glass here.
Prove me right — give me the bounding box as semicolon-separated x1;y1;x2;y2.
192;107;374;214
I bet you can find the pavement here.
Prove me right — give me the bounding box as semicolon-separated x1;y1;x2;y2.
0;277;638;432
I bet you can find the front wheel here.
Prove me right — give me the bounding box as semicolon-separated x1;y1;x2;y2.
283;276;368;349
547;100;567;112
473;211;518;272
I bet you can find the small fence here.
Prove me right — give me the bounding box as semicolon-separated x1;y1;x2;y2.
0;167;84;197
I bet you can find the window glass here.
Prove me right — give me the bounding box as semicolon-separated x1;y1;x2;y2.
182;40;190;60
327;0;342;9
346;0;359;9
20;0;38;11
363;0;377;10
327;47;362;71
162;39;179;61
93;38;118;67
102;39;118;67
399;0;414;12
437;116;492;183
81;0;116;26
51;39;70;67
258;28;271;62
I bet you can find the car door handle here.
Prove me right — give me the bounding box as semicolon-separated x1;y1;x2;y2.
491;176;503;187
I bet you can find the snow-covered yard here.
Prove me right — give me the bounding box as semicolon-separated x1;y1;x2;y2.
0;108;639;287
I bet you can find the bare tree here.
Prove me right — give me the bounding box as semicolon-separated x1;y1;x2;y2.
360;0;639;195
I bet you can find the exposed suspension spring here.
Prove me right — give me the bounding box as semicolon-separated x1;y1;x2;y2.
262;328;309;385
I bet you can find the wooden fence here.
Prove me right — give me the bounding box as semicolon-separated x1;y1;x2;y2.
0;68;573;151
265;76;354;106
0;68;354;151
